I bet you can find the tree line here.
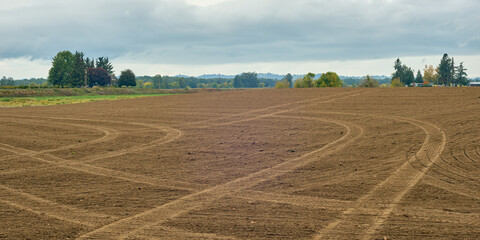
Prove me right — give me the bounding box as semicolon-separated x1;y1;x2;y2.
136;73;278;89
47;51;136;88
1;52;475;89
391;53;468;87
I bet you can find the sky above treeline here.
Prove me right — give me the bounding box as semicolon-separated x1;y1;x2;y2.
1;0;479;79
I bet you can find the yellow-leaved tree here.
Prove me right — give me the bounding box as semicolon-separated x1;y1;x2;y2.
391;77;403;87
423;65;438;85
315;72;342;87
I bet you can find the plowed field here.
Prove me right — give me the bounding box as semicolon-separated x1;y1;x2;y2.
1;88;480;239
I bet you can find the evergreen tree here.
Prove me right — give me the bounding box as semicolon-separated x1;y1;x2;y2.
438;53;453;86
392;58;402;79
96;57;114;75
70;51;87;87
392;58;414;86
85;57;95;68
283;73;293;88
455;62;468;86
415;70;423;84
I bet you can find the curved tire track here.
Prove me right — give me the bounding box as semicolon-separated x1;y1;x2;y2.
1;91;365;238
0;117;119;162
76;115;364;240
0;184;116;228
313;114;446;240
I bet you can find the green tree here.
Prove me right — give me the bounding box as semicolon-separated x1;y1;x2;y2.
391;77;403;87
415;70;423;84
438;53;453;86
275;79;290;89
96;57;114;75
455;62;468;86
423;65;437;85
85;57;95;68
118;69;136;87
293;73;315;88
48;51;75;87
359;75;379;87
316;72;342;87
70;51;87;87
293;77;303;88
283;73;293;88
0;76;15;86
178;78;187;89
233;72;259;88
152;74;166;89
392;58;414;86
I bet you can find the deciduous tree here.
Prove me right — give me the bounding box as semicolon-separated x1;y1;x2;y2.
316;72;342;87
359;75;379;87
48;51;75;87
153;74;166;89
0;76;15;86
391;77;403;87
275;79;290;89
233;72;259;88
87;67;111;87
423;65;438;85
118;69;136;87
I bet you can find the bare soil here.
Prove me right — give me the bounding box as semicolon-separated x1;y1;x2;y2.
1;88;480;239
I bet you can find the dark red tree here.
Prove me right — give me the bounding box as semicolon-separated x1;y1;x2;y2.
87;67;111;87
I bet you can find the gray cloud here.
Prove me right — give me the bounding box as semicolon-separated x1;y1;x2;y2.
1;0;479;64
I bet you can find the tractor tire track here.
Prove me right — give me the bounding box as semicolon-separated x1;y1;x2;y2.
134;226;240;240
2;91;365;238
196;91;364;129
0;116;197;190
0;117;119;162
233;190;353;210
0;184;116;228
0;143;196;192
76;115;364;239
180;91;357;128
313;114;446;240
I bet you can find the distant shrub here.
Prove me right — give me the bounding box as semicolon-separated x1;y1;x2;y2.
275;79;290;89
359;75;380;87
391;78;404;87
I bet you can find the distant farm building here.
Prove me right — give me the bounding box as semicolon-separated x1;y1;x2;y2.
471;82;480;87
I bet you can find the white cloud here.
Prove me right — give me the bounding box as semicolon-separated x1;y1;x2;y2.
0;58;50;79
0;0;479;78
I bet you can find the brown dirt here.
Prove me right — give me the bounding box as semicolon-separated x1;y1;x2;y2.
1;88;480;239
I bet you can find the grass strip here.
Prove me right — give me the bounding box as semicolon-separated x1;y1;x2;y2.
0;94;175;107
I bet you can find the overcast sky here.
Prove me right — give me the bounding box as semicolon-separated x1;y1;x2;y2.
1;0;479;79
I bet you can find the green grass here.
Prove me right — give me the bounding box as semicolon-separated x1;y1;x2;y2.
0;94;175;107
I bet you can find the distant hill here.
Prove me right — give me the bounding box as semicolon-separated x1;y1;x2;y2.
196;73;390;80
